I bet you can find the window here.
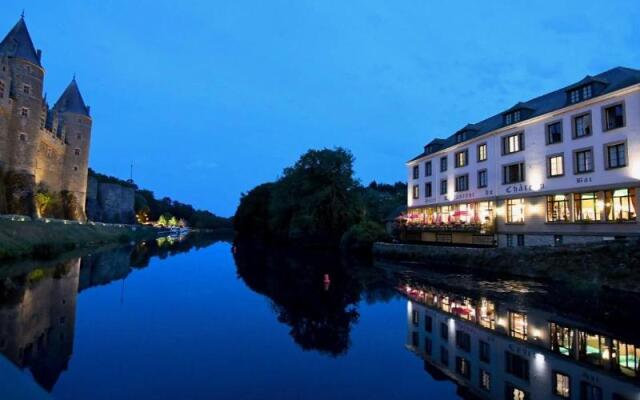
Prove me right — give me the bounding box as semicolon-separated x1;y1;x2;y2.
547;194;571;222
23;84;30;95
605;188;636;221
550;322;574;356
477;143;487;162
478;169;488;188
20;107;29;117
480;369;491;391
606;142;626;169
583;85;592;99
455;357;470;379
440;346;449;366
73;166;79;172
503;163;525;184
440;156;448;172
508;311;528;340
455;150;468;168
412;165;419;179
455;175;469;192
455;331;471;352
412;185;419;199
506;384;529;400
580;382;602;400
553;372;570;398
546;121;563;144
479;341;490;363
513;110;521;122
603;103;625;131
554;235;563;246
505;113;512;125
425;315;432;332
425;338;432;355
425;161;432;177
412;331;419;347
0;80;4;98
440;179;448;195
77;133;81;140
574;149;593;173
506;199;525;224
425;182;432;198
456;132;466;143
502;132;523;154
517;234;525;247
74;148;81;156
573;113;592;138
412;310;419;326
574;192;601;221
570;89;580;104
547;154;564;177
19;133;26;142
506;234;514;247
505;351;530;381
440;322;448;341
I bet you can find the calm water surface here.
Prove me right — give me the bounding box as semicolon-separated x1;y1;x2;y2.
0;235;638;399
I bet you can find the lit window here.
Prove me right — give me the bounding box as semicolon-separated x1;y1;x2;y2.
440;156;448;172
506;199;525;224
506;384;528;400
548;154;564;177
455;175;469;192
477;143;487;161
412;185;419;199
550;322;574;356
477;169;488;188
605;188;636;221
502;133;523;154
412;165;419;179
553;372;570;398
480;369;491;391
604;104;625;130
440;179;448;195
574;149;593;173
573;114;592;138
503;163;525;184
455;150;468;168
574;192;601;221
606;143;626;169
546;122;562;144
547;194;571;222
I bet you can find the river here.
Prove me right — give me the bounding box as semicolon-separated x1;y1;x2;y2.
0;234;638;399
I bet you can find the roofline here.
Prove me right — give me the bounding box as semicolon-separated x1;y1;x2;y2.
406;82;640;165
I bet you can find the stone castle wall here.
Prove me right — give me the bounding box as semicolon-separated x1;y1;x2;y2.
86;176;135;224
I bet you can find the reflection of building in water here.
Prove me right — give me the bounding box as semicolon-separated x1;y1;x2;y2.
0;259;80;391
403;285;639;400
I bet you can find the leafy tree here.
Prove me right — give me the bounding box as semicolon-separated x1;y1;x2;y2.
157;214;168;227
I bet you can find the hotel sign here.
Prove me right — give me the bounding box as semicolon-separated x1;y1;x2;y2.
505;183;545;194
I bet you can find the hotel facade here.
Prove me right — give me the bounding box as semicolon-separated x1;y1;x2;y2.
405;66;640;247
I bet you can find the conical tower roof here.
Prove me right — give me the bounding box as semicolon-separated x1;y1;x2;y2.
53;78;90;116
0;16;41;66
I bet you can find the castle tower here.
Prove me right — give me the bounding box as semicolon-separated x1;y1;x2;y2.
0;16;45;175
54;78;92;217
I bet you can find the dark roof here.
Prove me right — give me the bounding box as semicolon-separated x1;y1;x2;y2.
53;78;91;116
409;66;640;162
0;17;41;66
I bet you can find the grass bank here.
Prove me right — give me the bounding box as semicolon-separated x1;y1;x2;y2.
0;218;156;261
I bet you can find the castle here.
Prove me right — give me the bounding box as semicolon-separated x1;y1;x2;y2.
0;16;92;220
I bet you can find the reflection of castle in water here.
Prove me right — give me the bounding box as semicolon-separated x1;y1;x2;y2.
0;258;79;391
403;284;639;399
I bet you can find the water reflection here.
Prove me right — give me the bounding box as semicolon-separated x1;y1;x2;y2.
400;276;640;399
0;233;228;393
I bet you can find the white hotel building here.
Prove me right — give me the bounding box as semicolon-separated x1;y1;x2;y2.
405;66;640;247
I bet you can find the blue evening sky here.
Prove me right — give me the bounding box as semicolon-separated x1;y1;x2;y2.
2;1;639;216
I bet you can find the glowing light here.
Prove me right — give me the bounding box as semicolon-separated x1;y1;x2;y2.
534;352;546;370
497;318;506;327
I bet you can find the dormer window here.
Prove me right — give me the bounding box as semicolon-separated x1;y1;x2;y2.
455;132;466;143
570;89;580;104
425;145;433;154
505;114;512;125
513;110;521;122
583;85;592;99
569;84;593;104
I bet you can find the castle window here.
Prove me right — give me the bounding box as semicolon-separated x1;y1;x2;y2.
19;133;26;142
75;148;81;156
23;84;30;95
73;166;79;172
77;133;82;140
40;117;45;129
20;107;29;118
0;80;4;98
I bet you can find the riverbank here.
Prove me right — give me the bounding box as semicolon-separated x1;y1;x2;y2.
0;217;157;261
373;241;640;292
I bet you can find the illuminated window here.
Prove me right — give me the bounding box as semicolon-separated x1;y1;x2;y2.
506;198;525;224
503;163;525;184
455;150;468;168
614;340;640;377
480;369;491;391
455;357;470;379
573;113;592;138
578;331;610;368
547;154;564;177
502;132;523;154
506;384;528;400
574;149;593;173
412;165;419;179
440;156;448;172
546;121;562;144
547;194;571;222
553;372;570;398
455;175;469;192
508;311;528;340
550;322;574;356
604;103;625;130
574;192;601;221
605;188;636;221
606;142;626;169
477;143;487;161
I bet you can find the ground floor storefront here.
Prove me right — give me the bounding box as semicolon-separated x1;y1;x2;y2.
400;186;639;247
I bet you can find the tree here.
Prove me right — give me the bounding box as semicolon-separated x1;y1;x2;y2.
157;214;168;227
168;216;178;227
